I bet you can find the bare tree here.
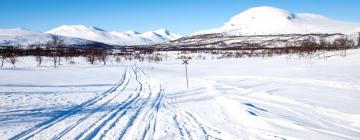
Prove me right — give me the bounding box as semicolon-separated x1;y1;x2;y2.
0;47;17;68
9;53;17;68
332;37;355;48
97;53;108;65
0;46;5;68
0;56;4;68
47;36;65;68
115;55;122;64
85;48;97;65
332;37;355;56
319;38;330;48
1;47;19;68
86;55;96;64
35;55;42;67
28;44;35;50
34;47;43;67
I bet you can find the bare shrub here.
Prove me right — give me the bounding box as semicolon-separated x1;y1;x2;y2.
332;37;355;48
97;53;108;65
0;47;19;68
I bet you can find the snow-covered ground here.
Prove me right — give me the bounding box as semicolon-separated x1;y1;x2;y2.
1;50;360;140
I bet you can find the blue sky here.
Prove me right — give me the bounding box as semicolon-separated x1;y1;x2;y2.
1;0;359;35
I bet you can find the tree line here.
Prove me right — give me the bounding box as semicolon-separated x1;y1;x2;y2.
1;35;359;68
0;36;114;68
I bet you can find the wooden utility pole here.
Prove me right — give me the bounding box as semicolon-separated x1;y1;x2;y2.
182;59;189;89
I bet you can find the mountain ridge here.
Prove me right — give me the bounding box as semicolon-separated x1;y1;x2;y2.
0;28;98;47
47;25;182;46
194;6;360;35
0;25;182;47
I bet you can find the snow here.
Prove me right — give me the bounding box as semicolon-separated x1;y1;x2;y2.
0;28;52;46
195;6;360;35
0;26;182;47
1;49;360;139
153;29;182;40
0;28;95;47
47;25;182;46
166;33;353;49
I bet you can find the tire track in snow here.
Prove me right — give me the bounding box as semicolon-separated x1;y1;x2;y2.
51;69;134;140
52;91;134;140
139;85;165;140
10;66;225;140
76;74;146;139
163;95;224;140
113;67;155;140
10;68;132;140
75;66;156;140
173;114;193;140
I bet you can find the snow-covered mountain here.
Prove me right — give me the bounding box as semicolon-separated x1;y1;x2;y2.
47;25;182;46
155;6;360;50
195;6;360;35
0;25;182;47
0;28;96;47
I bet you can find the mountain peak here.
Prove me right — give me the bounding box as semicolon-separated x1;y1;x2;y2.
46;25;182;45
240;6;291;15
0;27;41;36
89;26;106;31
153;29;170;35
56;25;88;29
125;30;141;34
48;25;107;33
224;6;296;28
195;6;360;35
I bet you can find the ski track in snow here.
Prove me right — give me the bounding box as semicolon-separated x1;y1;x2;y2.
8;66;224;140
3;63;360;140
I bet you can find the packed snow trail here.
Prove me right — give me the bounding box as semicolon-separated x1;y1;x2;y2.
2;50;360;140
9;66;225;140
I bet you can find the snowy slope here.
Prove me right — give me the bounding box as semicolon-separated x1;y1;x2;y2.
195;6;360;35
152;29;182;40
1;50;360;139
0;28;100;47
161;33;350;49
47;25;182;46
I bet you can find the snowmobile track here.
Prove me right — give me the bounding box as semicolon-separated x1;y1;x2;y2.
10;66;222;140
